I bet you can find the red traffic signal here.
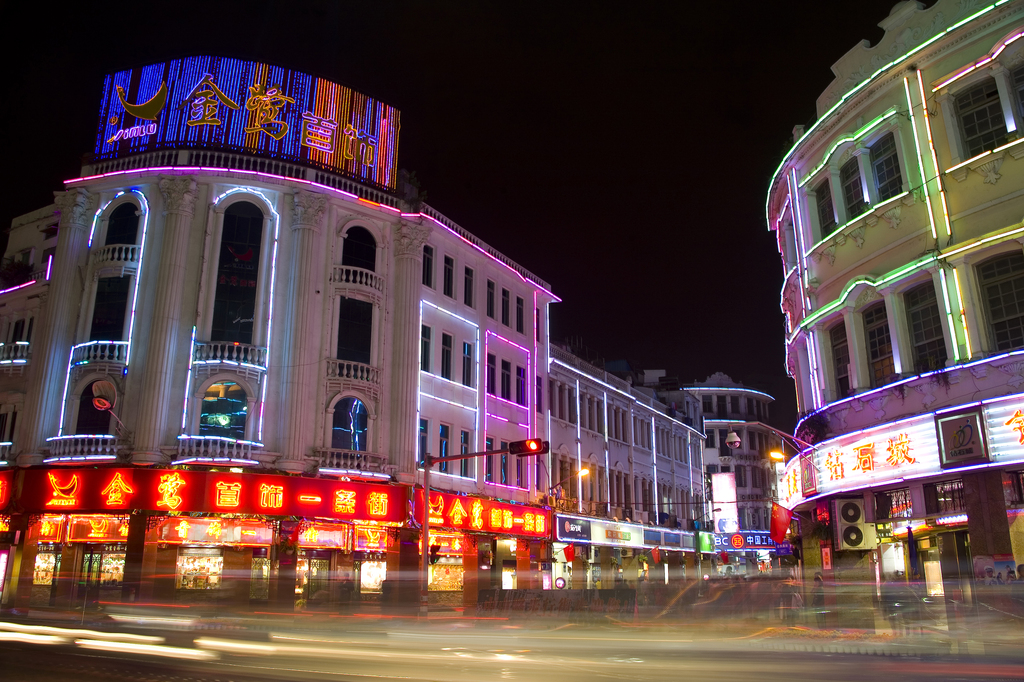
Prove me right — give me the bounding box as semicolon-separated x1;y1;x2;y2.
508;439;549;456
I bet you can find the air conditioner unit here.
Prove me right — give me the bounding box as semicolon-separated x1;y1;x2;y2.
620;548;633;559
836;498;876;551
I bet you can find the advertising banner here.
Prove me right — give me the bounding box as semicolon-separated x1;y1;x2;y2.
415;489;548;539
714;532;791;552
711;473;739;534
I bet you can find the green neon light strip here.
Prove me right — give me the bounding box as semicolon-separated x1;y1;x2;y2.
802;191;910;257
938;268;962;363
904;77;939;240
766;1;1007;229
797;110;900;188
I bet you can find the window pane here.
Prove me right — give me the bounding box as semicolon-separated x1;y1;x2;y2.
422;245;433;287
200;381;247;439
212;202;263;344
870;133;902;202
105;203;139;246
830;322;850;397
980;252;1024;351
341;226;376;272
840;157;867;218
864;303;894;387
90;276;131;340
816;179;835;234
332;397;368;450
956;79;1008;157
337;297;372;364
905;283;947;372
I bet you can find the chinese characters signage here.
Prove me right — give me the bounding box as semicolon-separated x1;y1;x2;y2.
415;490;548;539
19;468;405;523
95;57;401;192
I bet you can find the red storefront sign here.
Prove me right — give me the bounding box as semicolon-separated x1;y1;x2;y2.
414;489;548;538
19;468;406;523
154;516;275;545
0;468;14;510
67;515;130;542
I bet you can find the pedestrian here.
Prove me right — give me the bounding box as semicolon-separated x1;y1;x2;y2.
811;573;825;628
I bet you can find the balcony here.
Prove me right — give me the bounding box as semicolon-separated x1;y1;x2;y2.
192;341;268;380
313;448;389;474
330;266;385;297
44;434;123;463
0;341;30;374
70;341;128;383
175;435;265;464
326;359;381;400
92;243;141;276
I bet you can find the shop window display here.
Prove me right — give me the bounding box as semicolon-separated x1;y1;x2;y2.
176;548;224;589
359;560;386;593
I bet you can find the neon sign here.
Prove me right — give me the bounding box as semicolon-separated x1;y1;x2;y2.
215;481;242;508
333;490;356;514
259;483;283;509
157;472;186;510
102;472;135;506
46;473;79;507
94;57;401;192
415;490;548;539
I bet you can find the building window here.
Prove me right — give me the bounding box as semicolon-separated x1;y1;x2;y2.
516;296;524;333
485;436;494;482
440;333;453;380
422;245;433;287
730;396;739;414
501;289;510;326
500;360;512;400
535;307;540;342
443;256;454;298
840;156;867;219
462;342;473;387
212;201;263;344
702;395;712;413
438;424;450;474
815;179;835;236
459;430;471;478
924;479;965;514
500;441;509;485
956;78;1008;158
337;296;372;364
979;252;1024;352
199;381;247;440
905;282;947;373
876;487;913;519
418;419;429;467
864;303;895;387
870;132;902;202
706;430;716;448
735;465;746;488
464;267;474;307
515;366;526;406
76;381;112;435
105;203;139;246
487;354;496;395
486;280;495;318
332;397;368;451
536;376;543;413
830;322;850;398
420;325;431;373
90;276;131;340
341;226;376;272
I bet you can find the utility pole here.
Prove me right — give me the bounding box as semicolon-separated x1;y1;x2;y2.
419;439;548;617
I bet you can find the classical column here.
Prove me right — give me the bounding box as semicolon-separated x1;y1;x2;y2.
844;307;870;391
20;189;95;465
881;287;911;376
134;177;197;464
278;191;327;472
389;220;431;479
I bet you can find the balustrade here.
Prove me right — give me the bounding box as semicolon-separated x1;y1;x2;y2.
71;341;128;366
177;436;262;460
313;448;388;472
330;265;385;293
194;341;268;369
46;434;121;459
93;243;141;267
325;359;380;385
0;342;30;364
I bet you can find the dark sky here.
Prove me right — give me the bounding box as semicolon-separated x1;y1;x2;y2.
2;0;909;431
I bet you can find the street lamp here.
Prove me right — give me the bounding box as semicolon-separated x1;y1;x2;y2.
769;451;785;462
551;466;588;492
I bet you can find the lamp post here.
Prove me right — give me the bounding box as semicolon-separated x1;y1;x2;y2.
550;467;588;503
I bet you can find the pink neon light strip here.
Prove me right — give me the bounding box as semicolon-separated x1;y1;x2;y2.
64;166;559;300
0;280;37;296
486;329;531;353
932;30;1024;91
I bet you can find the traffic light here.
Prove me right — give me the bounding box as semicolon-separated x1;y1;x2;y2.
508;439;549;456
429;544;442;565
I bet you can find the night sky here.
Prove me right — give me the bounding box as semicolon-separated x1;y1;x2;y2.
2;0;911;431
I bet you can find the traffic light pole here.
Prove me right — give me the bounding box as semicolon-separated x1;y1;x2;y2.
419;446;525;617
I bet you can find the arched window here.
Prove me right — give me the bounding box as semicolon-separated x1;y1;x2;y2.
341;226;376;272
105;203;139;246
212;202;264;344
200;381;247;439
904;282;947;372
76;381;111;434
979;251;1024;351
332;397;368;451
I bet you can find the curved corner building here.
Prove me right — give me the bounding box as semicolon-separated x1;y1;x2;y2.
768;1;1024;604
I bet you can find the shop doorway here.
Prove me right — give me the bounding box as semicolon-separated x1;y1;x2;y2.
76;543;126;607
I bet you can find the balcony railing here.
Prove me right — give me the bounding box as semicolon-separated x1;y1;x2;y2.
71;340;128;367
93;243;141;268
313;448;388;472
193;341;268;369
176;435;263;461
0;342;30;365
326;359;380;385
330;266;385;293
45;434;121;461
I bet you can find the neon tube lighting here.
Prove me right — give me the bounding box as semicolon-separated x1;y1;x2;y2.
318;468;392;480
177;434;263;447
422;300;480;328
171;457;260;466
66;166;558;300
43;455;117;463
904;77;939;240
486;329;531;354
181;326;196;430
421;393;478;411
932;29;1024;91
767;1;1007;227
87;196;116;248
124;190;150;366
797;110;900;188
0;281;37;296
45;254;52;281
952;267;972;360
803;192;909;258
938;269;961;363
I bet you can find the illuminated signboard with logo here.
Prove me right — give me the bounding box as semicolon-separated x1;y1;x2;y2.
983;396;1024;465
154;516;274;545
354;525;389;552
67;515;130;543
555;516;591;542
555;515;644;548
19;468;405;523
415;490;548;539
936;408;988;468
714;532;791;552
94;57;401;192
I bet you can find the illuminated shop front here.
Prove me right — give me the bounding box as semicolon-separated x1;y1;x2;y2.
9;467;406;608
414;489;550;600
